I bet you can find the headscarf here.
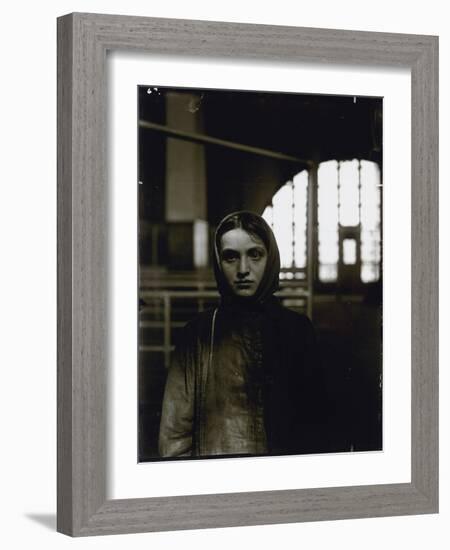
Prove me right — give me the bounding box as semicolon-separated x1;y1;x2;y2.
213;211;281;306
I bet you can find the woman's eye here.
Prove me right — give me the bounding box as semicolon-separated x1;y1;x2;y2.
222;251;238;262
249;249;263;260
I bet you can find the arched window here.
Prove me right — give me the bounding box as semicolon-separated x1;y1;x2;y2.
263;160;381;285
318;159;381;284
262;170;308;280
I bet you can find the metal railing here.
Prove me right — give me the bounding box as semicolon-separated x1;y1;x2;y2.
139;288;309;369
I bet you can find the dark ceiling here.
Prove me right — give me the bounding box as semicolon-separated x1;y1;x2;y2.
139;86;382;223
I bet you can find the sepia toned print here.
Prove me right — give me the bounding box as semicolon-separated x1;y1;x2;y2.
138;86;383;461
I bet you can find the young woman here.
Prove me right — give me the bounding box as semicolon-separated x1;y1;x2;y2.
159;211;324;458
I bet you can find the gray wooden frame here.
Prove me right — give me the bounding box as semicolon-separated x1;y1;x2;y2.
57;12;438;537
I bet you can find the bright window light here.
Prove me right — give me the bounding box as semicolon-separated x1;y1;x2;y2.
318;160;339;281
339;159;360;226
343;238;357;265
263;171;308;270
265;160;380;285
360;160;381;282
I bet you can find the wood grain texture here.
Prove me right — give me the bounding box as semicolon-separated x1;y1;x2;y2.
57;13;74;535
410;37;439;506
57;12;439;537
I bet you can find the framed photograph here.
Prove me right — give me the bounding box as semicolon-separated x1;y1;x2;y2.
137;85;383;463
57;13;438;536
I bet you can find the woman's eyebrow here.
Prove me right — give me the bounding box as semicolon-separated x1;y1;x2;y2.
220;248;239;257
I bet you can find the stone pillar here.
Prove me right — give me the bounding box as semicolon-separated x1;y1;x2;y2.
165;92;208;269
165;92;207;222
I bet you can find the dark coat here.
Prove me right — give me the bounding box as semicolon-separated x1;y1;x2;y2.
159;298;325;458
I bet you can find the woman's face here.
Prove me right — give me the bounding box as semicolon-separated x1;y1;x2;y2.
219;228;268;297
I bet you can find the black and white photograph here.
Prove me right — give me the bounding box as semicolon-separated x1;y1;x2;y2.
137;86;383;461
2;0;443;545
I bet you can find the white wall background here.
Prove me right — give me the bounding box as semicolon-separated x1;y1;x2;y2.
0;1;447;548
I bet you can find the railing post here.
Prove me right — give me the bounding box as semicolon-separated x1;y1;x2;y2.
307;162;319;320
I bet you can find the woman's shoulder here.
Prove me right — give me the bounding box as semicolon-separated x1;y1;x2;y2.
271;301;316;337
180;308;217;334
172;308;217;351
272;300;312;323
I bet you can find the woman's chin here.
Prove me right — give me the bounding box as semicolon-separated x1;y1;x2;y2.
233;288;256;297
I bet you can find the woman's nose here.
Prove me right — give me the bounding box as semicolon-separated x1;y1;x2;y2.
238;256;249;276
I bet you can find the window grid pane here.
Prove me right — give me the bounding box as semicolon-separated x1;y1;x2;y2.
360;161;381;282
338;159;360;227
318;160;339;281
262;171;308;270
265;160;380;285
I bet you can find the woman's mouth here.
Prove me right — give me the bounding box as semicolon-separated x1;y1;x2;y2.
235;280;253;287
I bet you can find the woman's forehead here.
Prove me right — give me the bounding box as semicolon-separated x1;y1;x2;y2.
220;227;266;250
